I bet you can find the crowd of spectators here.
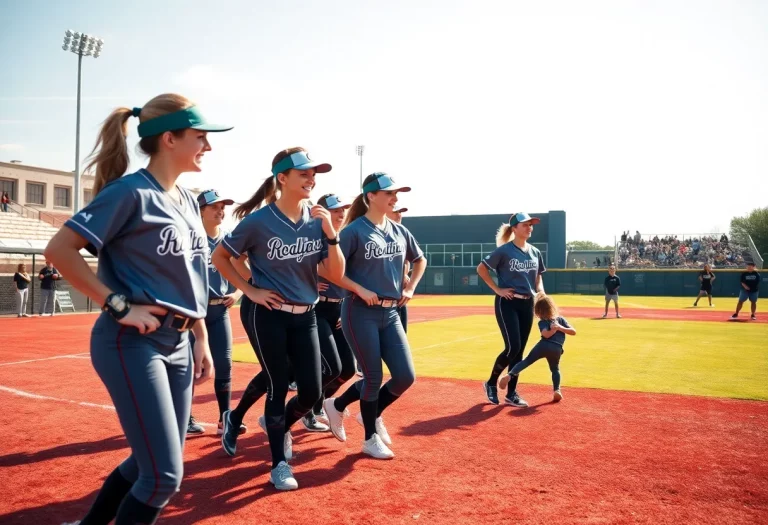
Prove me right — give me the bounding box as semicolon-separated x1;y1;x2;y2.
617;232;748;268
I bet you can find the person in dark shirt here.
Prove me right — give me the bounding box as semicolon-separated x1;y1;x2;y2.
38;260;60;316
498;295;575;402
693;264;716;307
603;265;622;318
13;263;32;317
731;262;761;320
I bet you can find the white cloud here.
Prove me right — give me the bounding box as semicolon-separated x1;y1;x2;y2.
0;144;24;151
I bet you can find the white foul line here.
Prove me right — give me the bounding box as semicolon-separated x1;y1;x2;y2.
412;332;497;352
0;384;217;428
0;353;90;367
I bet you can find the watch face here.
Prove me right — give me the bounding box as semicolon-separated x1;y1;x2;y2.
109;295;127;312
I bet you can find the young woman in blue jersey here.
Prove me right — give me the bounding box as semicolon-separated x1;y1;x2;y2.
212;147;345;491
386;206;410;332
307;193;356;429
186;189;252;437
46;94;228;525
322;173;426;460
477;212;546;408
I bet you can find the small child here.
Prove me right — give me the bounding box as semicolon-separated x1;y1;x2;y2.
499;294;576;402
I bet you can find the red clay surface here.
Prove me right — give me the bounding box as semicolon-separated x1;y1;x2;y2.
0;356;767;525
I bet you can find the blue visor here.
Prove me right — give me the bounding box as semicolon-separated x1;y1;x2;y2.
197;189;234;208
362;172;411;194
271;151;332;176
137;106;232;138
318;194;351;210
509;212;540;226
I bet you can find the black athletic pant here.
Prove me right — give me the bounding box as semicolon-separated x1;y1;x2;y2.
315;300;355;409
238;298;322;468
487;296;534;396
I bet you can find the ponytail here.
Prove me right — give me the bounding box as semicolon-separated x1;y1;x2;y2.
234;176;278;219
343;193;368;228
85;107;133;195
495;223;513;247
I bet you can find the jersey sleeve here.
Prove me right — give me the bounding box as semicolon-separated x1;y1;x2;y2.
482;246;504;272
339;226;358;260
222;215;257;259
319;237;329;261
559;317;571;328
538;319;550;332
537;249;547;274
615;276;621;286
403;227;424;263
64;180;138;250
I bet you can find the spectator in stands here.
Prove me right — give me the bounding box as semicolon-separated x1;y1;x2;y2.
38;260;60;316
595;257;602;267
1;191;9;212
581;259;588;269
621;231;628;242
634;231;641;243
720;234;728;245
13;263;31;317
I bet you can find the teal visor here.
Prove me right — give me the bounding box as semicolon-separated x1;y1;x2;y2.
137;106;233;138
509;212;540;226
272;151;332;176
362;173;411;194
318;194;351;210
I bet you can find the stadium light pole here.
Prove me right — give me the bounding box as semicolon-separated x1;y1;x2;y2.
356;145;365;190
62;30;104;213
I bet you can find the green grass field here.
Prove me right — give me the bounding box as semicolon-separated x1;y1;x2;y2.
232;294;768;401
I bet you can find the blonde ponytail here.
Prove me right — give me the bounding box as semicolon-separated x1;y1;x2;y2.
234;177;278;219
86;108;133;195
343;193;368;228
496;223;513;247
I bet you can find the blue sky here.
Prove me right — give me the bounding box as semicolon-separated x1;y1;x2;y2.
1;0;767;245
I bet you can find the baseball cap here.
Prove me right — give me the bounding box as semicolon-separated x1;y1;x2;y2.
362;172;411;194
318;194;351;210
197;189;234;208
137;106;233;138
509;212;541;226
272;150;331;177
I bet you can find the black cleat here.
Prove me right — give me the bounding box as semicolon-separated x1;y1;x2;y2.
220;410;239;456
483;381;499;405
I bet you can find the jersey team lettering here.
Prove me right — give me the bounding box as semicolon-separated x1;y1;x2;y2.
267;237;323;262
157;225;208;261
365;240;405;261
509;259;538;272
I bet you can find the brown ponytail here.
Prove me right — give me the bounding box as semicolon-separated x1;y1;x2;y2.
233;147;307;219
495;224;513;247
343;173;383;228
85;93;194;195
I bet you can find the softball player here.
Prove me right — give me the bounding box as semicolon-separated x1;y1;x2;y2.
477;212;546;408
46;94;227;524
693;264;716;307
306;194;356;429
212;147;344;491
498;294;576;402
187;189;251;437
386;206;410;332
603;265;621;318
731;261;761;320
322;173;427;460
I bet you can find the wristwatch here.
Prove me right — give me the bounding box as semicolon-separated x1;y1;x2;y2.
103;293;131;320
327;235;340;245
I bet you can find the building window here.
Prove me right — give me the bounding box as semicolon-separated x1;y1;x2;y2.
83;189;93;205
26;182;45;205
54;186;71;208
0;178;17;201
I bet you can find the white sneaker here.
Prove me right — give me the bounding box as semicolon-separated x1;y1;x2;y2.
270;461;298;491
553;389;563;402
356;413;392;445
323;397;348;442
259;415;292;460
362;433;394;459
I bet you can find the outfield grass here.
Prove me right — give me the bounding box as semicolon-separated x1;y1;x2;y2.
232;294;768;401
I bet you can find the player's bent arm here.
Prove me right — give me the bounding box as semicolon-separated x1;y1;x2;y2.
317;263;365;296
476;263;501;294
44;227;112;306
320;244;345;284
405;257;427;292
540;327;558;339
212;244;253;295
232;255;251;282
535;273;545;294
558;325;577;336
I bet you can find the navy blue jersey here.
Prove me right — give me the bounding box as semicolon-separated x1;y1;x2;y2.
39;266;59;290
207;231;234;299
538;316;571;346
741;271;761;292
222;203;328;305
13;272;30;290
483;242;546;295
604;275;621;294
64;169;209;319
319;276;348;300
340;217;423;300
